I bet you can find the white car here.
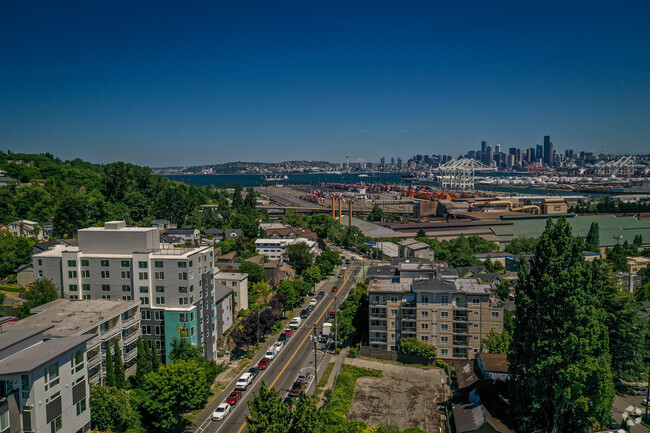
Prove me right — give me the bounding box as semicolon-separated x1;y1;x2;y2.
309;299;317;306
274;341;284;351
212;403;230;421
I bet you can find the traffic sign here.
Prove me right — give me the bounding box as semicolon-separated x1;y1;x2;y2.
365;242;377;247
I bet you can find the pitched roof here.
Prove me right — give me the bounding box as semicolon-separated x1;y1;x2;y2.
455;362;478;390
215;251;237;261
244;255;265;264
0;334;93;374
478;353;509;373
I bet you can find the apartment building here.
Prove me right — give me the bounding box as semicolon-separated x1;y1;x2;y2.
214;273;248;313
5;299;140;385
254;238;319;261
367;275;504;360
33;221;232;364
0;326;92;433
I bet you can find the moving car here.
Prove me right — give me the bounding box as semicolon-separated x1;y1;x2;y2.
331;286;338;292
316;291;325;300
289;380;305;396
226;390;242;405
297;370;311;384
258;357;271;370
212;403;230;421
235;373;253;390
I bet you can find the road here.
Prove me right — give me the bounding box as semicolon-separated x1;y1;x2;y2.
612;392;650;432
193;262;363;433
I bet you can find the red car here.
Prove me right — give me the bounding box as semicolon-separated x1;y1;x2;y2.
289;380;305;396
331;286;338;292
284;327;293;336
226;390;242;405
258;357;271;370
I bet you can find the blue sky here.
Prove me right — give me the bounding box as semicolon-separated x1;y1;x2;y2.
1;1;649;166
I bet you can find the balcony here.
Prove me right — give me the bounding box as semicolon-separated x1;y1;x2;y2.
370;299;387;306
370;313;387;319
370;337;388;343
122;314;139;327
453;340;469;346
489;301;504;309
400;302;416;308
369;324;387;331
402;314;416;320
453;314;468;322
402;327;416;333
453;326;468;334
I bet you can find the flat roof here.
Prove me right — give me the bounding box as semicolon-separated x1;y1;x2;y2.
368;279;411;293
215;272;248;281
6;299;140;337
0;326;52;351
0;334;93;374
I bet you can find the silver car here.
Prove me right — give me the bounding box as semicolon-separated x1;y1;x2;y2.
212;402;230;421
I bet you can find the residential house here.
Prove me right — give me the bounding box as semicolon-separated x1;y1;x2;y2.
166;227;200;243
0;175;17;186
265;227;318;241
397;239;434;262
366;265;399;282
224;229;243;239
151;219;175;230
16;263;34;287
477;353;510;381
204;228;224;242
0;326;92;433
214;273;249;313
7;220;45;240
254;238;319;261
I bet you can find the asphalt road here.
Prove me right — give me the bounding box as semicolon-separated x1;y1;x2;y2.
193;262;362;433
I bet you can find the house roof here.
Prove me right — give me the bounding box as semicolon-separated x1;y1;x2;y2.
457;266;487;276
398;238;430;250
244;255;265;264
366;265;397;277
455;362;478;390
168;228;198;235
205;228;224;235
478;353;509;373
263;260;281;269
16;263;33;273
225;229;243;236
216;251;237;261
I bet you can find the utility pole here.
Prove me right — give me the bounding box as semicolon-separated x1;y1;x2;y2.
313;323;318;399
334;295;338;354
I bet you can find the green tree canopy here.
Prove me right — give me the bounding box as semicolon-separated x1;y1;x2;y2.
113;341;126;389
247;381;292;433
504;236;538;254
18;278;58;318
302;266;322;287
90;386;141;432
239;261;267;285
285;241;315;274
481;330;511;354
509;217;614;431
586;221;600;251
104;346;116;387
399;337;437;363
367;205;384;222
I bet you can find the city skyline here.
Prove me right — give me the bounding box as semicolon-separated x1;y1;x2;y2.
1;1;649;166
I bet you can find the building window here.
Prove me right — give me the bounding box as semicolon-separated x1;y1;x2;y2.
178;262;187;268
421;295;429;305
38;259;42;266
76;398;86;416
141;310;151;320
421;335;429;342
67;260;76;267
190;296;194;304
474;323;479;328
472;298;480;306
121;260;130;268
0;410;9;433
491;312;499;319
21;375;29;399
140;297;149;305
179;286;187;293
81;259;89;266
80;284;89;291
441;311;449;319
38;270;43;278
155;286;164;293
441;295;449;305
69;284;78;292
101;260;109;267
68;270;77;278
82;294;91;300
421;323;429;330
101;284;110;292
101;270;110;279
440;349;448;356
390;296;398;303
440;324;449;331
139;272;148;280
178;272;188;280
155;272;164;280
154;261;164;268
142;325;151;335
138;261;148;269
179;297;188;305
190;326;195;337
101;295;111;300
122;285;130;292
71;349;84;374
81;270;90;278
43;362;59;391
121;271;131;278
441;336;449;343
154;311;163;321
155;325;164;335
190;285;194;292
155;296;165;305
122;296;132;301
421;311;429;318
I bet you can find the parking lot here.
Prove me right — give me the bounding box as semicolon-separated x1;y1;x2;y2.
612;391;649;432
345;358;450;432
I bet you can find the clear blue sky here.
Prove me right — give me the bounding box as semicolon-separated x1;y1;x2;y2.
1;1;649;166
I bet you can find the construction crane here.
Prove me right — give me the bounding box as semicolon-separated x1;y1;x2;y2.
593;155;640;176
434;158;495;190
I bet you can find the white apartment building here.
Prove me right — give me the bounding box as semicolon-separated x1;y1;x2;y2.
33;221;232;364
254;238;319;261
214;273;248;313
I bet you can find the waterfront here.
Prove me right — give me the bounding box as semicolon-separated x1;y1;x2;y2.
165;173;611;197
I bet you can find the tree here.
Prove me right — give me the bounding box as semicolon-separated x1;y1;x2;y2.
105;346;116;387
169;337;204;363
504;236;538;254
18;278;58;318
481;330;511;354
586;221;600;252
134;337;151;388
290;394;322;433
239;262;267;285
113;341;126;389
367;205;384;222
495;280;511;300
285;241;314;274
90;385;140;432
635;283;650;302
232;186;244;211
415;228;427;239
138;360;213;432
150;341;162;372
247;381;291;433
53;193;87;238
302;266;322;287
633;234;643;246
399;337;437;363
0;231;34;279
509;217;615;431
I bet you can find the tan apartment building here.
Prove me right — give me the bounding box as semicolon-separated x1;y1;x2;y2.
367;276;504;360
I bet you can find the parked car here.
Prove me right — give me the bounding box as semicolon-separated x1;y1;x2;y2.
631;387;648;396
258;357;271;370
309;299;317;306
248;367;259;379
289;380;305;396
316;291;325;300
643;398;650;407
274;341;284;351
212;403;230;421
265;345;280;360
332;286;338;292
329;311;336;319
284;327;294;336
226;390;242;405
290;316;302;327
300;309;310;319
235;373;253;390
278;332;288;342
306;305;315;313
297;370;311;384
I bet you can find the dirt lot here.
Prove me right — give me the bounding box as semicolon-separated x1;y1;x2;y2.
345;357;449;433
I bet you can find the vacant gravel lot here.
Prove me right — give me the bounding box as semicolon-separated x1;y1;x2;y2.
345;358;449;432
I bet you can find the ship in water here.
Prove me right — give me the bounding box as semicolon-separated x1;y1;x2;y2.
262;174;289;182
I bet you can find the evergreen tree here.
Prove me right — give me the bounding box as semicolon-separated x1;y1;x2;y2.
415;228;427;239
135;337;151;388
247;381;290;433
104;346;116;387
586;221;600;251
150;341;162;371
509;217;615;432
113;341;126;389
289;394;322;433
633;234;643;246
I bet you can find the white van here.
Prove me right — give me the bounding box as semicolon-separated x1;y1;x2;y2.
265;345;280;360
290;316;302;328
235;373;253;390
